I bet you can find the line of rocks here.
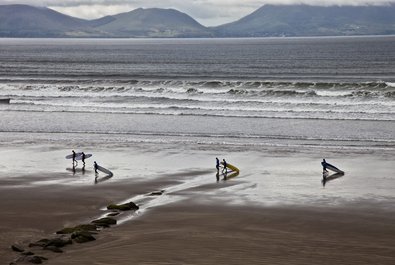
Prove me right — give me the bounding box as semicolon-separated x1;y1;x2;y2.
10;201;139;264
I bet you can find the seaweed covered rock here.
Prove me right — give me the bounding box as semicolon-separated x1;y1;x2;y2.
26;255;47;264
148;190;165;196
91;217;117;227
56;224;97;234
43;245;63;253
107;212;120;217
71;231;96;243
11;244;24;252
107;201;139;211
45;237;72;248
29;239;49;248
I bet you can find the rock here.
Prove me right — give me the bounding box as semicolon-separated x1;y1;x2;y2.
75;224;98;231
11;244;24;252
43;245;63;253
56;224;97;234
107;201;139;211
148;190;165;196
91;217;117;227
29;239;49;248
45;237;72;248
26;256;47;264
55;227;75;234
107;212;120;217
71;231;96;243
22;251;35;256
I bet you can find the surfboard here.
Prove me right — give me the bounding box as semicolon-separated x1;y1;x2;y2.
220;162;240;173
75;154;92;160
322;161;344;174
65;152;82;159
224;170;239;180
96;165;113;176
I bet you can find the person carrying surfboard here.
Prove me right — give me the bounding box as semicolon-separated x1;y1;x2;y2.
72;150;77;166
321;159;328;173
321;159;344;174
222;159;227;173
94;161;98;174
81;152;86;166
216;157;220;172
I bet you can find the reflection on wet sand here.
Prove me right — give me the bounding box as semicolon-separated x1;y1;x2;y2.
95;172;114;184
222;170;240;181
322;172;344;187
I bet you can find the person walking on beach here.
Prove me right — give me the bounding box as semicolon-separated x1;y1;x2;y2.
216;157;220;172
321;159;328;173
94;161;98;174
72;150;77;166
81;152;86;166
222;159;227;174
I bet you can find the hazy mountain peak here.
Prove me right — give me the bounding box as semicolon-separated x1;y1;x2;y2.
0;4;394;38
214;4;395;37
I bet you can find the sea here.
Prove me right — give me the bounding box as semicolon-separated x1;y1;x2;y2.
0;36;394;209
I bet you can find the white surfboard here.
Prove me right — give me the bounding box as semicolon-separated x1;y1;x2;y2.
96;165;113;176
75;154;92;160
322;160;344;174
65;152;82;159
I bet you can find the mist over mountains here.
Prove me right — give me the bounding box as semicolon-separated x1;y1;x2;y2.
1;4;394;38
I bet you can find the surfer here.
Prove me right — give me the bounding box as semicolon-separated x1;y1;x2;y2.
222;159;227;174
81;152;86;166
321;159;328;173
72;150;77;166
94;161;98;174
216;157;220;172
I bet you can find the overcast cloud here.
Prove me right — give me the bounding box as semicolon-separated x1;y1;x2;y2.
2;0;395;26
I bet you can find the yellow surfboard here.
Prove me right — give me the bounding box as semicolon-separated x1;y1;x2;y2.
220;162;240;173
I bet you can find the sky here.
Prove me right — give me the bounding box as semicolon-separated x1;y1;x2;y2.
1;0;395;26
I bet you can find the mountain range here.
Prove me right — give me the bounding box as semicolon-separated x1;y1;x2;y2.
1;4;394;38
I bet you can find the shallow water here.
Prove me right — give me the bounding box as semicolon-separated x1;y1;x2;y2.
0;36;394;122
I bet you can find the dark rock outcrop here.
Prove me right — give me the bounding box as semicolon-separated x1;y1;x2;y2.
71;231;96;243
44;237;72;248
26;256;47;264
91;217;117;227
11;244;24;252
43;245;63;253
29;239;49;248
56;224;97;234
148;190;165;196
107;201;139;211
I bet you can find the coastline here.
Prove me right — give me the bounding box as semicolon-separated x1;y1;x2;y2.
1;143;395;264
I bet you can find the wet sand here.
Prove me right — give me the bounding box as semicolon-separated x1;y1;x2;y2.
1;174;395;264
1;145;395;264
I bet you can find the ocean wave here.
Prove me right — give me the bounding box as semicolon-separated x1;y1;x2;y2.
1;78;394;90
227;88;317;97
2;128;394;148
3;103;394;121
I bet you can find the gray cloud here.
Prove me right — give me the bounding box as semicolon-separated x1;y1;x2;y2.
2;0;395;26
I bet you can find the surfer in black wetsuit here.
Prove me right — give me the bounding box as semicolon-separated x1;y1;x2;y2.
216;157;220;172
222;159;227;174
321;159;328;173
94;161;98;174
81;152;86;166
72;150;77;167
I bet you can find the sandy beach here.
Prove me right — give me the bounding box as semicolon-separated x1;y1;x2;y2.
1;35;394;265
1;143;395;265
